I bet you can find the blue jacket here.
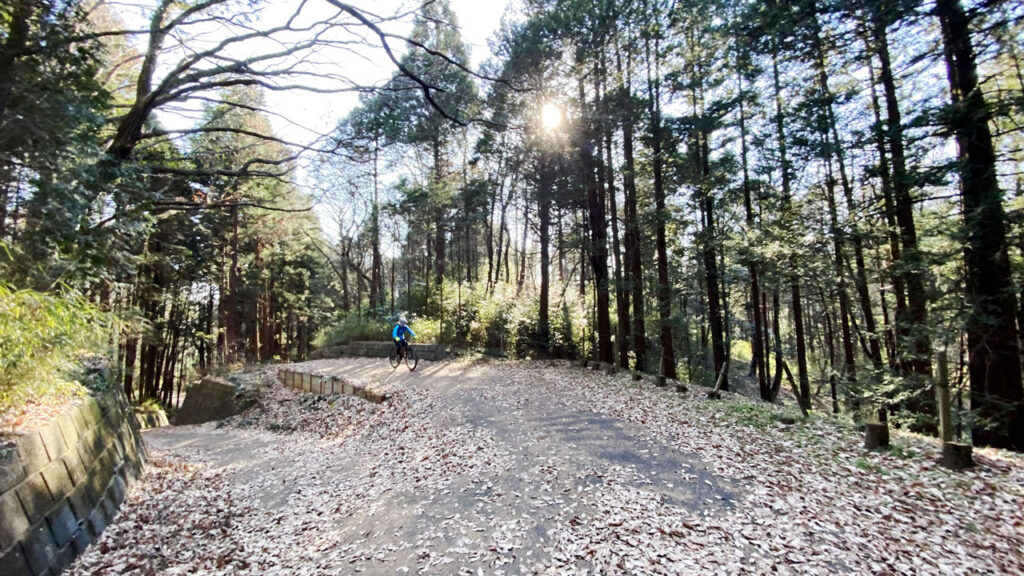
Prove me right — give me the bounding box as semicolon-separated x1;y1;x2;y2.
393;324;415;341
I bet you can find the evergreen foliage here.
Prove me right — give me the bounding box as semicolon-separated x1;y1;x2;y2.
1;0;1022;449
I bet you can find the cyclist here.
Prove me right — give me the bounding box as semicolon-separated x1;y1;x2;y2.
392;315;415;358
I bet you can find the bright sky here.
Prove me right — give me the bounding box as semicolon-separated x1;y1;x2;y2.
270;0;514;240
261;0;513;145
125;0;511;241
138;0;512;148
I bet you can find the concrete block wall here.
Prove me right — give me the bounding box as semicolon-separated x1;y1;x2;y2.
0;391;146;576
277;370;389;404
308;346;342;360
133;408;169;430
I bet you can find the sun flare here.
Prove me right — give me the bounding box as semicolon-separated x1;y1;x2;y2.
541;103;562;129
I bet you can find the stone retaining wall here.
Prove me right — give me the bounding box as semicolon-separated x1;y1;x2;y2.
309;341;448;361
277;370;389;404
0;391;145;575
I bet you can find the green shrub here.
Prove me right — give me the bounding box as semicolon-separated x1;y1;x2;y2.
550;300;587;358
730;339;753;365
435;281;588;357
315;311;390;347
407;317;440;343
316;309;440;347
318;282;590;358
0;284;110;414
438;281;485;346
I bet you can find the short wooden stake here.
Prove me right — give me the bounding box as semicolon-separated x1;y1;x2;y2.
655;375;667;387
864;423;889;449
631;371;642;381
942;442;973;470
675;383;688;394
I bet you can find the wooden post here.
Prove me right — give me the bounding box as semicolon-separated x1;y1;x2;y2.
706;361;729;400
935;349;973;469
864;423;889;449
935;350;953;443
942;442;974;470
865;406;889;449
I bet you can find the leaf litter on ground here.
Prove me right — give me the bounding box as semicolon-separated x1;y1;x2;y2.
66;359;1024;575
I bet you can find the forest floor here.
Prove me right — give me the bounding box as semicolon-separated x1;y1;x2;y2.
67;357;1024;575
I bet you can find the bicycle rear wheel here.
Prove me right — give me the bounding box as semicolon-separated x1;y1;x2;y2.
405;346;418;371
389;346;400;369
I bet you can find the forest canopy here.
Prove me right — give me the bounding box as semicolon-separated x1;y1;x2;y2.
1;0;1022;449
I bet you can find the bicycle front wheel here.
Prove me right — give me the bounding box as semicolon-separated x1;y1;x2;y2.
405;346;418;371
389;346;400;369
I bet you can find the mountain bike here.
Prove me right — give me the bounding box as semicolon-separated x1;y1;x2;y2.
389;342;418;371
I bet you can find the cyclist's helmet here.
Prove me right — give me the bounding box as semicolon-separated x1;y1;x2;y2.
398;316;407;326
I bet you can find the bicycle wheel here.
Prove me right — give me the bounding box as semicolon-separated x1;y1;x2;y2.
405;346;418;371
388;346;400;369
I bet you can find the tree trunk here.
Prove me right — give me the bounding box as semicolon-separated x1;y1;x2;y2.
516;207;529;296
771;289;784;400
580;75;613;364
737;60;769;399
864;44;906;371
701;193;728;391
339;238;351;311
645;32;677;379
698;129;728;392
0;0;34;122
538;165;552;354
792;282;812;412
371;134;383;308
612;4;647;373
261;276;275;360
494;180;510;294
108;2;173;160
808;7;874;385
823;146;857;392
432;138;447;293
937;0;1024;449
620;82;647;373
486;178;496;290
122;332;138;400
601;59;630;370
771;45;810;405
821;294;838;413
870;3;931;378
225;203;241;362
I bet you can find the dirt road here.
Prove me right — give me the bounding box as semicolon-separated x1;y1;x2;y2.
68;358;1024;575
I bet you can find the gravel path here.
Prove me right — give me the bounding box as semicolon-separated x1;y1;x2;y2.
67;358;1024;575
